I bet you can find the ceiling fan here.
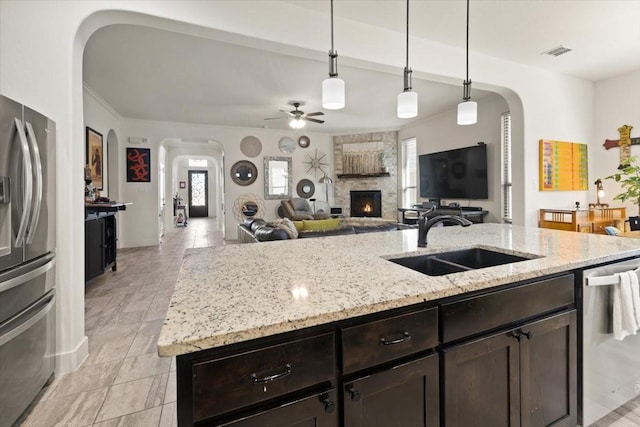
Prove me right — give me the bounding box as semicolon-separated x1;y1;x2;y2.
264;102;325;128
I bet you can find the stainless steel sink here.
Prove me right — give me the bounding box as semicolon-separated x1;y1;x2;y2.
387;247;536;276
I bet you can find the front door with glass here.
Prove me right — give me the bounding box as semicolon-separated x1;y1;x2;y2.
188;170;208;217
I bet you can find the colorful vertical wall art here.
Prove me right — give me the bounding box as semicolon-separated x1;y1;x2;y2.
539;140;588;191
126;147;151;182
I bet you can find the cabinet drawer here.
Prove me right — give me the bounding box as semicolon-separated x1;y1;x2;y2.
341;308;438;374
192;332;335;422
441;274;574;343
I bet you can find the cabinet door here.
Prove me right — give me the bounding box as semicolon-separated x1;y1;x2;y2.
519;311;577;427
343;354;439;427
218;390;337;427
103;214;116;269
85;218;105;281
443;331;521;427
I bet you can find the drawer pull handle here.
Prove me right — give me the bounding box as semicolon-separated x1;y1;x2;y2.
251;363;292;384
379;331;411;346
320;393;336;413
347;386;362;402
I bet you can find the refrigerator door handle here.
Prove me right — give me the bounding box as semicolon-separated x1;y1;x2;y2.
0;293;54;347
13;117;33;248
24;121;42;244
0;176;9;204
0;256;54;293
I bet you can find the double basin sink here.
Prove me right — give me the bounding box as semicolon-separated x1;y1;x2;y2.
388;247;538;276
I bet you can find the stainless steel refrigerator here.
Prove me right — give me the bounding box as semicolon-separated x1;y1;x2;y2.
0;94;56;427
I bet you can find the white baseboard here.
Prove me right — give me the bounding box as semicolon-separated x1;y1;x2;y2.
55;335;88;375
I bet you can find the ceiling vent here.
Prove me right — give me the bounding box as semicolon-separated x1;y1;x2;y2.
541;45;572;57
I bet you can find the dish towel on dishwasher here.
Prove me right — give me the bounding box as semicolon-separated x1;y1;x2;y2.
613;271;640;340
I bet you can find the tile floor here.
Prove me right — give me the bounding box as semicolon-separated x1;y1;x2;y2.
21;218;226;427
17;217;640;426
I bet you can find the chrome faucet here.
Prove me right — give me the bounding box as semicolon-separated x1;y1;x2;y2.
418;214;473;247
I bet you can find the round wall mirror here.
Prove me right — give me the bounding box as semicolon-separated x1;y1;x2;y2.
296;179;315;198
230;160;258;186
240;136;262;158
298;135;310;148
278;136;296;154
242;201;259;217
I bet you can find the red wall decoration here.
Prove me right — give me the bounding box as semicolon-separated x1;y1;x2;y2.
126;147;151;182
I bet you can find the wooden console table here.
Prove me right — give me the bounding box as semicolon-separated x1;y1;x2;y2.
538;207;627;234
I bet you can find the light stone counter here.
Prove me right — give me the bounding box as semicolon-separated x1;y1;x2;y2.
158;223;640;357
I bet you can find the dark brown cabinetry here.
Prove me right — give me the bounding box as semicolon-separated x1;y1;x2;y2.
85;213;117;282
343;354;439;427
441;274;577;427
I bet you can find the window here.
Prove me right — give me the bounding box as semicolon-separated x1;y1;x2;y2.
501;113;512;223
188;159;207;167
402;137;417;208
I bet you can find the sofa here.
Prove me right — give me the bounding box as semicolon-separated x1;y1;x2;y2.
237;217;406;243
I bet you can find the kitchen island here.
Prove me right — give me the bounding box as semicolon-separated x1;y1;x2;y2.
158;223;640;426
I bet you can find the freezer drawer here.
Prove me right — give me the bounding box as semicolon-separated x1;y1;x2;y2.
0;290;55;427
0;253;54;324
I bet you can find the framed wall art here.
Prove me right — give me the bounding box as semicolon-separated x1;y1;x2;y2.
539;139;588;191
86;127;104;190
126;147;151;182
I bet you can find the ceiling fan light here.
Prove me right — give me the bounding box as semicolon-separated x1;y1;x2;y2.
457;100;477;125
289;118;305;129
322;77;345;110
397;90;418;118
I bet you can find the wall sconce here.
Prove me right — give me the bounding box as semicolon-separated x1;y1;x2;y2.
588;179;609;208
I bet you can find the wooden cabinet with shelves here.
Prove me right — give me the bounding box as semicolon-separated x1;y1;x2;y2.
539;207;626;234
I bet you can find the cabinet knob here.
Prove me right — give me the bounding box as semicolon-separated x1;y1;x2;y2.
319;393;336;413
510;331;523;342
347;386;362;402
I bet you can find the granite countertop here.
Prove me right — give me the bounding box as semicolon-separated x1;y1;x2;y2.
158;223;640;357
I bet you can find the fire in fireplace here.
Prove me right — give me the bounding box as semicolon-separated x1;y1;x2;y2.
350;190;382;217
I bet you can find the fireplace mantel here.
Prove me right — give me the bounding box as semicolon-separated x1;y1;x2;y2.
337;172;390;179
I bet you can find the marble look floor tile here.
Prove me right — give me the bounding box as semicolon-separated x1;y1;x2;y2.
41;359;121;400
88;324;140;350
144;305;169;321
127;333;161;357
95;374;168;422
114;353;171;384
159;402;178;427
138;319;165;337
164;372;176;404
22;387;108;427
83;338;134;366
170;356;176;372
93;405;162;427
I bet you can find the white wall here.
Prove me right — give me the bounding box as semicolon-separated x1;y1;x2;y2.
0;0;600;373
594;70;640;216
399;94;508;223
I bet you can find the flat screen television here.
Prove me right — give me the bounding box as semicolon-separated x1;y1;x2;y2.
419;144;488;200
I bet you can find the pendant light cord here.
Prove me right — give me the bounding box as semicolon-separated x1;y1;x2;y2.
465;0;470;82
330;0;335;52
405;0;409;69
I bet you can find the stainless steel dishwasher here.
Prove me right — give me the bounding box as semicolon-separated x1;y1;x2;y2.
583;259;640;425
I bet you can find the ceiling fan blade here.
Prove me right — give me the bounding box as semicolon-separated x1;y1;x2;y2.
279;109;296;117
264;116;286;121
305;112;324;117
305;117;325;124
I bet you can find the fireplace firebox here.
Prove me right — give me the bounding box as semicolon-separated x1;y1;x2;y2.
350;190;382;217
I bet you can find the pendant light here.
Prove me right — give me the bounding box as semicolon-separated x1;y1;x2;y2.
457;0;477;125
322;0;345;110
397;0;417;119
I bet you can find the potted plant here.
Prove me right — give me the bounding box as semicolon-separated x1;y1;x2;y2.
606;155;640;216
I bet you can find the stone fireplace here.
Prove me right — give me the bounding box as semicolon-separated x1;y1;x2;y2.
332;131;398;220
350;191;382;217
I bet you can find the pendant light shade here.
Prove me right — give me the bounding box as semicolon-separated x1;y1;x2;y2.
322;74;345;110
398;90;418;118
457;0;477;125
397;0;417;119
322;0;345;110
